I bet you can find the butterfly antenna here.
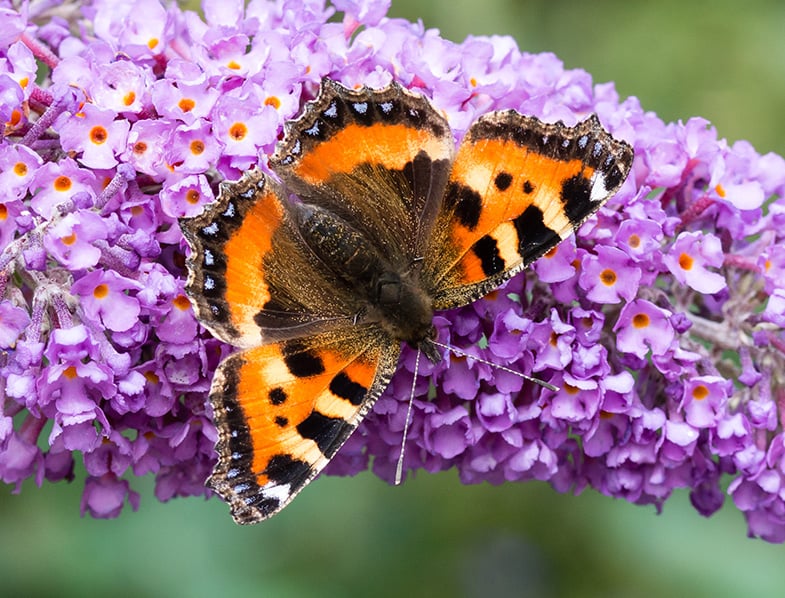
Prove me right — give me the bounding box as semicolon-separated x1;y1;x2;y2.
395;347;421;485
431;340;560;392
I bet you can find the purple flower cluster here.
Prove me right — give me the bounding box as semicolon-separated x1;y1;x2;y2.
1;0;784;541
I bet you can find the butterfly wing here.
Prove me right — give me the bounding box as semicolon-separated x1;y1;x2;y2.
271;78;456;267
181;170;364;347
423;112;634;310
209;328;400;524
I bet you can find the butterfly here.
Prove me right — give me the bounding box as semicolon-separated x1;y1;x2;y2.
180;78;634;523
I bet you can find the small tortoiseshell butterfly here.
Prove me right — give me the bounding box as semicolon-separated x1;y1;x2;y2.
180;78;634;524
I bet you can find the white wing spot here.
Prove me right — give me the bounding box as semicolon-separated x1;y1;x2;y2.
262;482;292;503
590;172;609;202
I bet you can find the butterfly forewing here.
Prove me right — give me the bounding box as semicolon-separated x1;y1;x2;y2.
271;79;455;264
425;112;634;310
181;171;286;348
182;170;368;346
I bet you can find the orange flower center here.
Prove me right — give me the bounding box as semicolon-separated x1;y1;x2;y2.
93;283;109;299
229;122;248;141
600;269;617;286
692;385;709;400
678;253;694;271
173;294;191;311
189;140;205;155
90;126;108;144
54;175;73;192
179;98;196;113
8;108;22;126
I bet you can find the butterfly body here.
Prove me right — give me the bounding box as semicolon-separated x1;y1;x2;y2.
181;78;633;523
291;200;438;359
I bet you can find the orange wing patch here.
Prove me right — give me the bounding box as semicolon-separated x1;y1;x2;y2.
182;170;286;348
220;181;284;344
271;79;455;195
448;140;587;243
239;343;379;480
442;139;589;288
285;122;453;186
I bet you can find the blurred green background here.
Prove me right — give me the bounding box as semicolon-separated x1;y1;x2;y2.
4;1;785;597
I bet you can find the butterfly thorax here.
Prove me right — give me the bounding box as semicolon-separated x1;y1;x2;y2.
294;201;439;361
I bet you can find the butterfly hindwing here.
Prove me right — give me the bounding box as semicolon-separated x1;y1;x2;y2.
425;112;634;310
208;327;400;524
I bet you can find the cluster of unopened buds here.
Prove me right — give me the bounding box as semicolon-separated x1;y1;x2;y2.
1;0;785;541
